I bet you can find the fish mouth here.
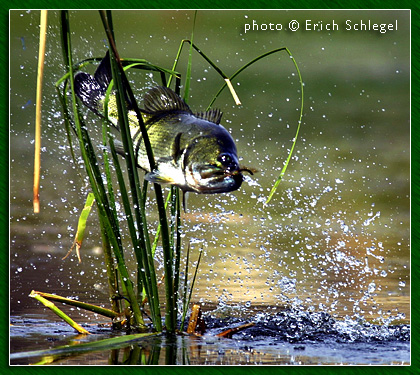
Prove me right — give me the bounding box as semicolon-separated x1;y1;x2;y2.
185;161;258;194
199;166;255;180
192;165;257;194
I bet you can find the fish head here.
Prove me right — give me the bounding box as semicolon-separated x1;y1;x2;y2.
185;135;244;194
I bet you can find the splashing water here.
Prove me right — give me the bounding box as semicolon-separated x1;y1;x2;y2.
10;9;409;365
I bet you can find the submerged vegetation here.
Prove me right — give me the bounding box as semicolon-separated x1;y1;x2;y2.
31;9;304;339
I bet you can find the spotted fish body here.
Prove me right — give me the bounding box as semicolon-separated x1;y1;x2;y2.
74;53;245;194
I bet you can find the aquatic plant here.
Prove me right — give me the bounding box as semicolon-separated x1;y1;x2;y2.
32;9;303;336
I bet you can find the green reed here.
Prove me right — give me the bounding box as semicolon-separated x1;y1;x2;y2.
53;10;303;336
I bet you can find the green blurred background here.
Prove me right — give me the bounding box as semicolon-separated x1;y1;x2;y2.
10;10;409;323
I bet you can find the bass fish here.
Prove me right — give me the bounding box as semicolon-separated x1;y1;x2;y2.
74;53;253;194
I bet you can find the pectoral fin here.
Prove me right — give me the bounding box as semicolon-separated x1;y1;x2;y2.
145;170;175;184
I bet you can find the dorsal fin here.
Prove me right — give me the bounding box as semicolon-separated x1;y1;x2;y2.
143;86;192;114
194;108;223;125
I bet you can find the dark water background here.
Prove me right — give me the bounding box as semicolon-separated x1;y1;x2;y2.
10;10;410;365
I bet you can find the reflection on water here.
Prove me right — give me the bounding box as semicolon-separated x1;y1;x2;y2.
10;9;409;364
10;311;409;365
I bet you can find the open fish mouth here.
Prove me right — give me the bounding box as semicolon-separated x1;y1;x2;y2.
199;166;256;180
190;164;258;194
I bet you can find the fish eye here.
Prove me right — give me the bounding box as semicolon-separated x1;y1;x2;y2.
217;153;239;171
217;154;232;165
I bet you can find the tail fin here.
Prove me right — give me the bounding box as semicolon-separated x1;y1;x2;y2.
74;52;112;116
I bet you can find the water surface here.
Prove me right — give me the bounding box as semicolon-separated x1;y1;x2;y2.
10;9;410;365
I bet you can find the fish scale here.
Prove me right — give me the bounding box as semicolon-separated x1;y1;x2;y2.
74;52;251;194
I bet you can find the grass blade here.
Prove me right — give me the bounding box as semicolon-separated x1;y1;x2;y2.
33;10;48;213
183;11;197;102
180;246;202;331
30;290;119;319
205;47;304;203
172;187;182;314
99;10;164;330
170;38;241;106
60;10;145;329
62;192;95;263
29;291;90;334
264;50;304;204
11;331;159;363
